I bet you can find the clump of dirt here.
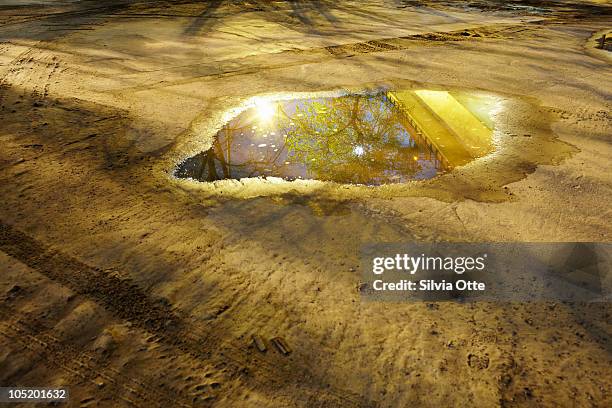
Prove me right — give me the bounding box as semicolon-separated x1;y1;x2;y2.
595;32;611;51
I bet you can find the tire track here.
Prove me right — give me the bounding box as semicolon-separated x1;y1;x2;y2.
0;307;193;408
0;222;369;407
112;23;540;93
0;46;36;109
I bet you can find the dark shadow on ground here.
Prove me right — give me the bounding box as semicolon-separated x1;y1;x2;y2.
0;84;373;406
2;0;610;42
183;0;224;36
394;0;611;18
0;0;402;42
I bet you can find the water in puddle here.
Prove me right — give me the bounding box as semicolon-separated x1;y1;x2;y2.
176;90;497;185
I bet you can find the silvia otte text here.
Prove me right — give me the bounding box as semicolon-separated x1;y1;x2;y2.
372;279;486;291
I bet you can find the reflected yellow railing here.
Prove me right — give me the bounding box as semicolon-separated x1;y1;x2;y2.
387;90;494;169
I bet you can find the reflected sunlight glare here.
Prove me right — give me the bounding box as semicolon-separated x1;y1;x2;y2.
255;100;277;122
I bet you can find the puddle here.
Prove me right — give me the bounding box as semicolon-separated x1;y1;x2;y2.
176;89;498;186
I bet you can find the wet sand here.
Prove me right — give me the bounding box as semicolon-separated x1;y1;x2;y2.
0;1;611;407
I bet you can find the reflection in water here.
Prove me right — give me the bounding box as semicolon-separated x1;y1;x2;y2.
176;90;497;186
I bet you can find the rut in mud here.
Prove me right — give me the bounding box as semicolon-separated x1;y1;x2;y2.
0;222;369;407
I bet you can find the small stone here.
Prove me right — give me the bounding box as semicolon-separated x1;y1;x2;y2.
252;334;267;352
270;337;291;355
5;285;24;299
501;374;512;386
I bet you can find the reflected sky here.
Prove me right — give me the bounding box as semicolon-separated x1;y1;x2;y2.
176;90;496;186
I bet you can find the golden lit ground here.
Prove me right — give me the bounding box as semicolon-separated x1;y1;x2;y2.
0;1;611;407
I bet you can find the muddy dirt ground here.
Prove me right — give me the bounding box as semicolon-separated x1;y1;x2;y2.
0;1;611;407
